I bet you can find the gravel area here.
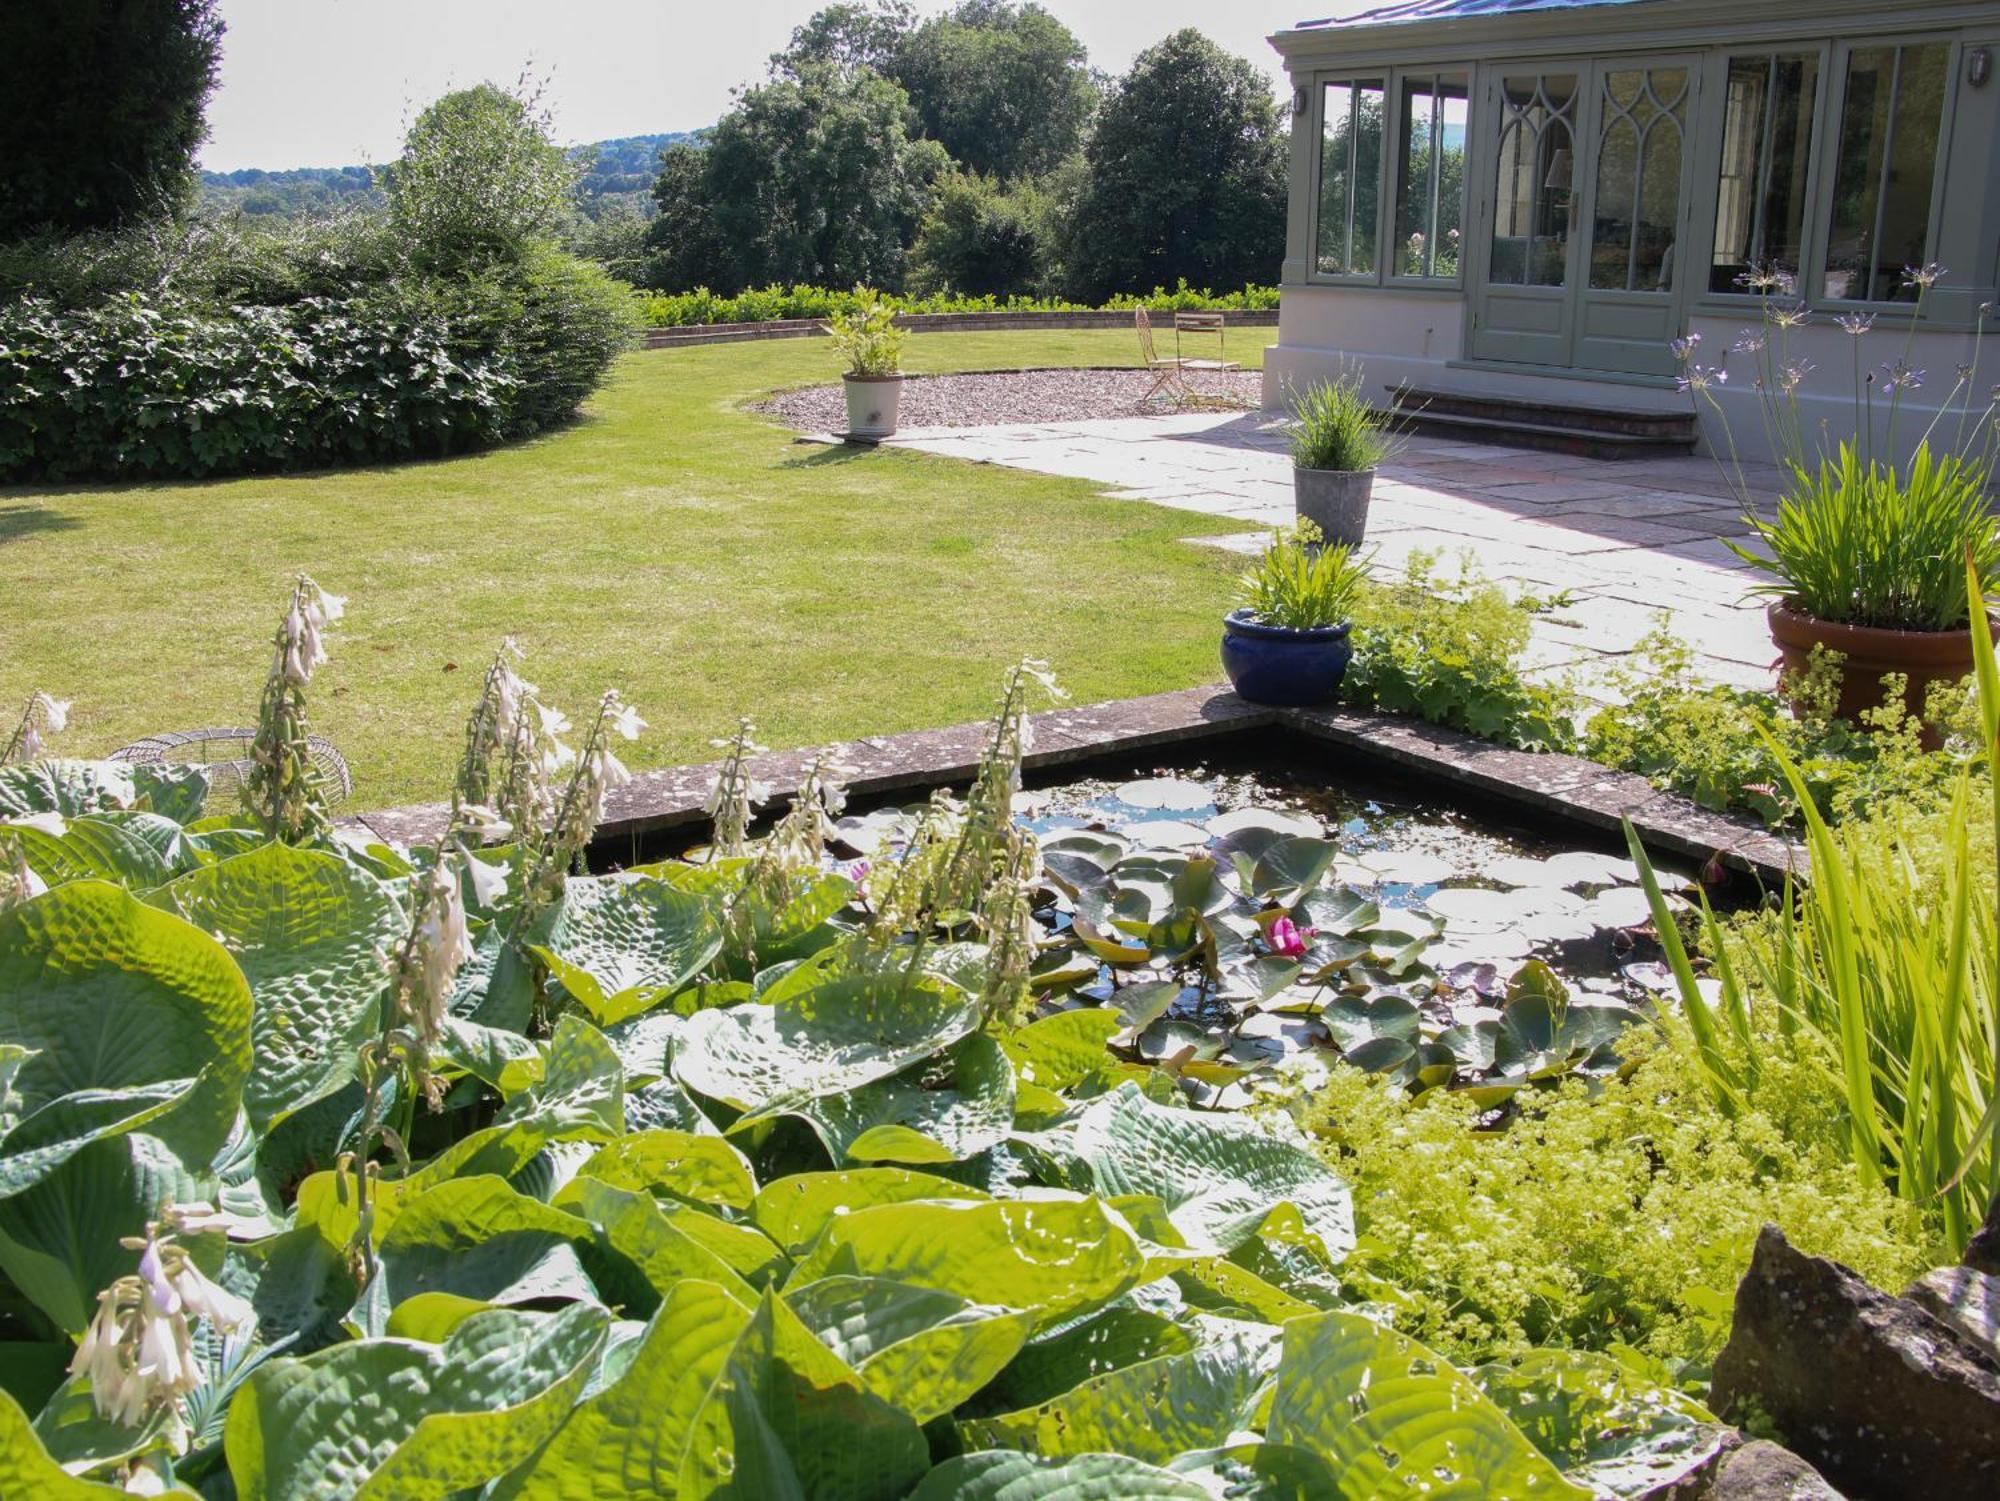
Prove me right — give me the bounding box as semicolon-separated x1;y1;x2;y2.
754;366;1264;431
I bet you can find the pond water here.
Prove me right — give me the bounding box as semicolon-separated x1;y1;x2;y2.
830;747;1701;1111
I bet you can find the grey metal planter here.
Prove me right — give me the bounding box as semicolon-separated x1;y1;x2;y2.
1293;467;1374;546
843;374;904;439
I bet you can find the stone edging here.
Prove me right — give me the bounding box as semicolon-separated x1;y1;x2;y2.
641;308;1280;350
349;686;1801;884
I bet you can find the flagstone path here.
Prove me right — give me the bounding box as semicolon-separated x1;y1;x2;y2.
874;410;1787;702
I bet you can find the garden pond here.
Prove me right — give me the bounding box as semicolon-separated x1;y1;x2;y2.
809;749;1706;1114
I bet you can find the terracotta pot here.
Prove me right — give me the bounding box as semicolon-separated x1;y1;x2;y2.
842;373;903;439
1766;600;1979;742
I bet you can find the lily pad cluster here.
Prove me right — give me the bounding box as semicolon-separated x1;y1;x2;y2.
0;737;1720;1498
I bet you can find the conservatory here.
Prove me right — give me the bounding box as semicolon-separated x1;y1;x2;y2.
1263;0;2000;460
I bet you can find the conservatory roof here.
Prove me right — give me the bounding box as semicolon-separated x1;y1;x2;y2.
1294;0;1667;28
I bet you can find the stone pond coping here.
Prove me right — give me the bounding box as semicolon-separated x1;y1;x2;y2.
345;686;1802;885
641;307;1280;349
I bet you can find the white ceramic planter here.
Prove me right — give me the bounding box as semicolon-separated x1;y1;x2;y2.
843;374;904;439
1293;467;1375;546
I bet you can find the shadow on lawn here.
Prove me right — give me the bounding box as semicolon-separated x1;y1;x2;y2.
777;443;876;470
0;502;82;545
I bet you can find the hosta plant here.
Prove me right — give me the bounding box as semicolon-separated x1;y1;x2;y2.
0;600;1719;1497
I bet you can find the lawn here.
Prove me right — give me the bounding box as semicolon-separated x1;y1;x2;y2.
0;327;1277;809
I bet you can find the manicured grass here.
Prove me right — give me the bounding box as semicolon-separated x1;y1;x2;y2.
0;328;1277;809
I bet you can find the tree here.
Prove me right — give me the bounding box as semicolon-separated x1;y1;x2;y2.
1057;30;1287;302
890;2;1096;180
0;0;223;237
388;82;577;270
647;68;947;294
769;1;914;80
908;172;1048;297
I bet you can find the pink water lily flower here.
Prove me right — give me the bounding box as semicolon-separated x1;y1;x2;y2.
1267;916;1315;958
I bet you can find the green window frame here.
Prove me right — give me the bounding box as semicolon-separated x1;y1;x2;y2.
1313;67;1470;287
1818;39;1954;306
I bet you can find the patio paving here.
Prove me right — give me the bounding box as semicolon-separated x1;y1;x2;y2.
878;410;1786;702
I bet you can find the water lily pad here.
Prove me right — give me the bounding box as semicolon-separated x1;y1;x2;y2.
1115;820;1211;851
1361;849;1459;887
1115;778;1213;812
1205;807;1324;841
1541;850;1642;889
1582;887;1658;931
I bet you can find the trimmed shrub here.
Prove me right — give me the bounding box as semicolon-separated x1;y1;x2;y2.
0;251;632;482
632;278;1279;328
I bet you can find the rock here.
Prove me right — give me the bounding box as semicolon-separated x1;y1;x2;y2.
1702;1439;1844;1499
1904;1266;2000;1357
1965;1193;2000;1277
1710;1225;2000;1499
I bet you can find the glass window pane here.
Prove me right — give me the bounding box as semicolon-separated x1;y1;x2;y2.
1589;67;1688;292
1394;74;1469;277
1710;54;1819;294
1824;43;1948;302
1317;79;1385;276
1489;73;1577;287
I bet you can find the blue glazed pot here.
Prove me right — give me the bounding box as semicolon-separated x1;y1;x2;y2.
1220;608;1353;707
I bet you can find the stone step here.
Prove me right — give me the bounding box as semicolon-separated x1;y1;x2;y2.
1388;387;1698;461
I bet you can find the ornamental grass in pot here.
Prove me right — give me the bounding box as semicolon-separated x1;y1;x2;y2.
1287;370;1400;548
1675;265;2000;736
826;292;906;439
1221;520;1370;706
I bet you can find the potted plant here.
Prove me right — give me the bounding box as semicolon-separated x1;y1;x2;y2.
1735;441;2000;727
825;291;907;440
1287;369;1399;547
1221;520;1370;707
1678;268;2000;734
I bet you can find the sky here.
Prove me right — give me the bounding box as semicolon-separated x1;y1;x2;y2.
198;0;1318;172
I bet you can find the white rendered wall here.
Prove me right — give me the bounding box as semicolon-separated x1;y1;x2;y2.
1266;284;2000;469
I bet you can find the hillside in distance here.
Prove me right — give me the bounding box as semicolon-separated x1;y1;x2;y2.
198;130;701;217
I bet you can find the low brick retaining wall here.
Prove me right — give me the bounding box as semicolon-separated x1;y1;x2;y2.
640;307;1280;350
347;686;1800;885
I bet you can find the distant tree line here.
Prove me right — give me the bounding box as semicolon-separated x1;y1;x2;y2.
643;2;1289;304
196;133;700;220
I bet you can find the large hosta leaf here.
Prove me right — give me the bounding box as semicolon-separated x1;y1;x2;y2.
805;1033;1016;1164
785;1274;1032;1424
354;1177;599;1334
224;1303;607;1500
909;1451;1212;1500
787;1196;1147;1333
2;814;178;890
0;882;251;1223
1472;1349;1728;1497
0;1134;205;1332
673;972;982;1119
531;874;723;1025
962;1321;1284;1464
1167;1443;1340;1497
551;1176;757;1306
490;1280;752;1498
572;1129;756;1212
751;1168;989;1257
675;1288;930;1501
1022;1085;1353;1260
159;843;402;1131
983;1304;1198;1411
1265;1312;1590;1500
0;759;206;822
0;1388;148;1496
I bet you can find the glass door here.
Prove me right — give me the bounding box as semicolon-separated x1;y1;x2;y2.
1571;60;1696;376
1469;58;1697;376
1468;69;1582;367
